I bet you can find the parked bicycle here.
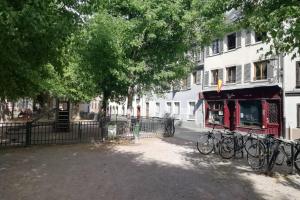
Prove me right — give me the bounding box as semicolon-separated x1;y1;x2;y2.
218;129;257;159
163;117;175;137
246;134;277;171
266;138;300;174
196;124;231;155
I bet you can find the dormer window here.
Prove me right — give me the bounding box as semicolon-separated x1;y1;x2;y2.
212;39;220;54
227;33;236;50
255;32;266;43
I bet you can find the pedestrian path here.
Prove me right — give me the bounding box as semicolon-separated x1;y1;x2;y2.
174;125;208;142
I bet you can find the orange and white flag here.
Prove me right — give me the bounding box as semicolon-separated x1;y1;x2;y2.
217;79;223;93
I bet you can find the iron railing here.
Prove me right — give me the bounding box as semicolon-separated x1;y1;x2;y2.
0;117;174;147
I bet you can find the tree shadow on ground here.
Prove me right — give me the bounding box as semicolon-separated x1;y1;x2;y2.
1;140;294;200
161;136;300;193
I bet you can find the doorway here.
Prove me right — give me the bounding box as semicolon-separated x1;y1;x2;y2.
228;101;235;131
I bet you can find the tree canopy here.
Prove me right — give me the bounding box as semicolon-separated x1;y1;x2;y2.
192;0;300;56
0;0;90;100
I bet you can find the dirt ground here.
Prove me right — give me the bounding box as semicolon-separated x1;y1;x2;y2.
0;137;300;200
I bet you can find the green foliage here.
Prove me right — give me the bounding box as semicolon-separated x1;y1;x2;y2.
0;0;89;100
192;0;300;56
102;0;195;94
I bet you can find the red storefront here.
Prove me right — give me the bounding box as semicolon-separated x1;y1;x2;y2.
202;86;282;137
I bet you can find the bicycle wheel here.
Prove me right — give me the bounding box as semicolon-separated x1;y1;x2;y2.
196;133;214;155
294;149;300;173
244;137;258;155
267;149;280;173
219;137;235;159
247;142;266;170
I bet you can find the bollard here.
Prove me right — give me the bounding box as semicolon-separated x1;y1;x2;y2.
133;123;140;144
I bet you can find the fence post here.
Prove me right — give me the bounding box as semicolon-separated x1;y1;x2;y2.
26;122;32;146
78;122;82;142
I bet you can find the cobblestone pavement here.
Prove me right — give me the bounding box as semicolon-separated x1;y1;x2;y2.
0;134;299;200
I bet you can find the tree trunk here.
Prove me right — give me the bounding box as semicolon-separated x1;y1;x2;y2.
102;92;108;118
11;102;15;120
127;86;134;119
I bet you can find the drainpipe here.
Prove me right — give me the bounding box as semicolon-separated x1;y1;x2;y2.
280;53;286;139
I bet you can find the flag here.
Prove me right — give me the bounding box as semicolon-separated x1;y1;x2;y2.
217;79;223;93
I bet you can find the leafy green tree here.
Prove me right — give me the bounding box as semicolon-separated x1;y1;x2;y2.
102;0;195;116
75;12;130;116
192;0;300;56
0;0;90;100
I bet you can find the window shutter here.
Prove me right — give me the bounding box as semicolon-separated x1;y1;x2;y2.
218;69;224;81
236;65;242;83
187;75;191;89
245;30;251;46
219;39;223;53
205;47;210;57
236;31;242;48
196;70;201;84
200;50;204;63
267;61;274;79
244;63;251;82
204;71;209;86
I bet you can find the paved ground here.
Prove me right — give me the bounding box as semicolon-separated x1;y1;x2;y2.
0;127;300;200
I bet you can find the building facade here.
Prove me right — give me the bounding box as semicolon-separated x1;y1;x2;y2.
284;55;300;139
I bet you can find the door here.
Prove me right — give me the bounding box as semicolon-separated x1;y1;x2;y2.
267;101;280;137
228;101;235;131
137;105;141;121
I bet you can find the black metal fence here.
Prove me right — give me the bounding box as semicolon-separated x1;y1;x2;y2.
0;117;174;147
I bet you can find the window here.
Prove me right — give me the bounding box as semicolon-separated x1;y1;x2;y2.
155;103;160;115
166;102;172;114
255;32;266;43
298;105;300;128
296;62;300;88
192;47;202;62
227;33;236;50
192;72;197;84
254;61;268;80
212;39;220;54
181;78;187;90
196;70;202;84
268;101;279;124
208;102;224;125
174;102;180;115
226;66;236;83
240;100;262;127
211;70;218;85
189;102;196;119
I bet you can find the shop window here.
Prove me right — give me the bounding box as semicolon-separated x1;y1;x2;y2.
212;39;220;54
240;100;262;127
296;61;300;88
208;102;224;125
226;66;236;83
211;70;218;85
254;61;267;81
227;33;236;50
